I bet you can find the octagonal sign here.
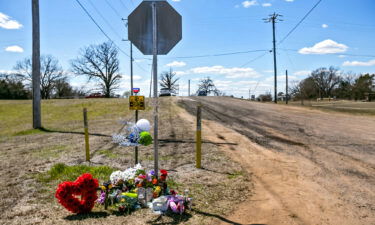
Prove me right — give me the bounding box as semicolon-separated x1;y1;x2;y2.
128;0;182;55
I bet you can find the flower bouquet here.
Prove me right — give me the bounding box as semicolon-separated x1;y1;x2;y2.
98;164;171;212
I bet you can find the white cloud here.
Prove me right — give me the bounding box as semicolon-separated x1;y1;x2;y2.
0;70;16;74
171;0;181;2
342;59;375;67
175;71;187;76
5;45;24;53
322;24;328;28
215;80;233;87
262;3;272;7
298;39;348;55
0;12;22;29
166;61;186;67
123;75;142;80
293;70;311;76
242;0;258;8
285;0;294;2
189;65;261;79
338;55;347;58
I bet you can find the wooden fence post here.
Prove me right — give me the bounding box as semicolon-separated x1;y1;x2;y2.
83;108;90;162
196;104;202;168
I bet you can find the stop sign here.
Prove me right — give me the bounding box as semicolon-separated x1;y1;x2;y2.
128;0;182;55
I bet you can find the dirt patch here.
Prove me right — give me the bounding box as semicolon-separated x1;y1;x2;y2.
179;96;375;225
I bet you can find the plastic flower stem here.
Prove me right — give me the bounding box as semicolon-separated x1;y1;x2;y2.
105;188;109;210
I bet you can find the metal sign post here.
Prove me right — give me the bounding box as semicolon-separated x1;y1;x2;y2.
152;2;159;178
130;88;145;164
128;0;182;178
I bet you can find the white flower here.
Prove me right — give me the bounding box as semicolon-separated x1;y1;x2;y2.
110;164;144;184
110;171;123;184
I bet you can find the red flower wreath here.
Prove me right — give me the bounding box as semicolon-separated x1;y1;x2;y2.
55;173;99;214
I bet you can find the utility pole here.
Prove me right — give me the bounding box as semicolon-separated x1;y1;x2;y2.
188;79;190;96
264;13;282;104
32;0;41;128
130;42;134;95
286;70;289;104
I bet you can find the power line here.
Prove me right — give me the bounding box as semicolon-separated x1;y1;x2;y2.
172;49;269;59
278;0;323;45
104;0;123;18
75;0;125;54
86;0;123;40
74;0;149;73
118;0;129;11
240;51;269;67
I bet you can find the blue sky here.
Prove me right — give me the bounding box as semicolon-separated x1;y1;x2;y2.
1;0;375;97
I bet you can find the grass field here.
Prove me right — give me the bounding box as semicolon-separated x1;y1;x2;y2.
0;98;141;136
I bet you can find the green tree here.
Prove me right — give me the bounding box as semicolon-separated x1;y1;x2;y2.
0;75;30;99
310;66;341;98
53;78;74;98
353;74;374;100
334;73;356;99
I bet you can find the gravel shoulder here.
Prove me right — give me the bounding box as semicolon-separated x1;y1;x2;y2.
178;96;375;225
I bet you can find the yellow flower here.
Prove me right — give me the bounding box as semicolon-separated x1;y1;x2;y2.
121;198;126;203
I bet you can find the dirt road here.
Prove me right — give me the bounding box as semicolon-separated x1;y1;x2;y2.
179;97;375;225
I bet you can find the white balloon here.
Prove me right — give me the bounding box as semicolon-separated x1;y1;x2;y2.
136;119;151;132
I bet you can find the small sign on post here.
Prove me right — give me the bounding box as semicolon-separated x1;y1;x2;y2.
129;96;145;110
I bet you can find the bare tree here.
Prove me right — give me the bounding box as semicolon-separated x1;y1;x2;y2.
310;66;341;98
71;42;121;98
196;77;220;96
14;55;65;99
159;68;179;93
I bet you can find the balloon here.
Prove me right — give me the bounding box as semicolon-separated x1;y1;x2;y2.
139;131;153;146
136;119;151;132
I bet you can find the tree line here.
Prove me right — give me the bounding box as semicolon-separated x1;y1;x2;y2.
0;41;121;99
290;67;374;102
1;42;373;101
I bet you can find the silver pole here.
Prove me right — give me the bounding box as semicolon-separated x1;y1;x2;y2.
188;79;190;96
152;2;159;178
32;0;41;128
130;42;133;96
